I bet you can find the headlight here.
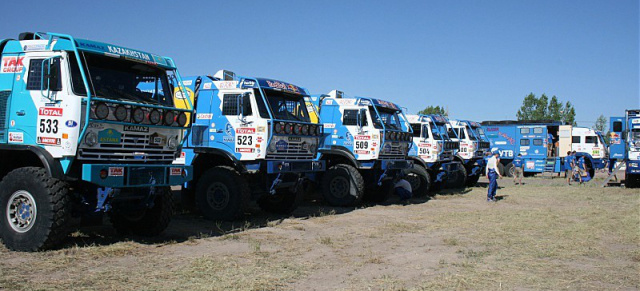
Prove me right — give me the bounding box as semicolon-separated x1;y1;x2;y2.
268;141;277;153
177;112;188;127
132;107;145;123
95;102;109;120
309;125;317;136
114;105;128;121
294;124;302;135
85;131;97;147
302;124;310;135
275;122;285;134
168;136;178;150
635;141;640;148
149;109;161;124
285;123;293;134
164;111;176;126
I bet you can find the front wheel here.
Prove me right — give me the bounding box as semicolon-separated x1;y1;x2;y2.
505;163;515;177
110;186;174;236
195;166;250;221
321;164;364;206
465;173;480;186
447;165;467;189
0;167;71;251
404;164;431;197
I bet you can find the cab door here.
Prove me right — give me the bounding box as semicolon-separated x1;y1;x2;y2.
219;88;260;160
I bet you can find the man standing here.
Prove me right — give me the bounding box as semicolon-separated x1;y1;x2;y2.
512;153;524;185
564;151;574;185
486;152;502;202
577;154;588;184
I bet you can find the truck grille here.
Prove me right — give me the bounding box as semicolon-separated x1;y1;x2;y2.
266;139;315;160
440;150;454;161
78;132;175;163
380;143;406;160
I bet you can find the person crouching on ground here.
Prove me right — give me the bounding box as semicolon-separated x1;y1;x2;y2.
394;172;412;205
486;152;502;202
512;153;524;185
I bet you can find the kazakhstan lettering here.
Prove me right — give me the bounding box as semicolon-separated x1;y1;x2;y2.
107;46;151;61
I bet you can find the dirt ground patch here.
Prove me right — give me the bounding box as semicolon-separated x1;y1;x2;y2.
1;172;638;290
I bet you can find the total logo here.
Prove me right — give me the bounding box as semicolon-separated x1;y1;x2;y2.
236;128;256;134
39;107;63;117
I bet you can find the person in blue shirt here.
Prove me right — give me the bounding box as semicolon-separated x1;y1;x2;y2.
564;151;574;185
512;153;524;185
577;154;588;184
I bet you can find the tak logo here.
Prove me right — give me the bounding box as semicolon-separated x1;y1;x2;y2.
1;56;25;73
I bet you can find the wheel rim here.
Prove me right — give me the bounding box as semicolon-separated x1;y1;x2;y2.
405;173;422;191
6;190;37;233
509;167;516;177
329;176;350;198
206;182;230;211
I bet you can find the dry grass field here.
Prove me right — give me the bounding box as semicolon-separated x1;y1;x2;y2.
1;172;638;290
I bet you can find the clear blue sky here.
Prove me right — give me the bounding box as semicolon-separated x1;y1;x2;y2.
2;0;638;127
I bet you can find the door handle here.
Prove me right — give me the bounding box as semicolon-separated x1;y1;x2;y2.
16;110;25;116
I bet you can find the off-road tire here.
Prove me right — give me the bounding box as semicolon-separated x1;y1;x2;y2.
321;164;364;206
0;167;71;251
504;162;514;177
195;166;250;221
257;186;303;214
447;164;467;189
110;186;173;236
465;173;481;186
404;164;431;197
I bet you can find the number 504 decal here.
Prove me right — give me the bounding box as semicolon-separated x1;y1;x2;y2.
39;119;59;134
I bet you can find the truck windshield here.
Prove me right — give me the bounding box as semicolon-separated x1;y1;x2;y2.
70;52;174;106
370;106;401;130
430;123;443;140
465;125;478;141
263;90;311;122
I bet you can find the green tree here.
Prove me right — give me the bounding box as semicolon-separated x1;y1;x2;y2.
418;105;447;116
594;114;609;144
517;93;577;125
562;101;576;126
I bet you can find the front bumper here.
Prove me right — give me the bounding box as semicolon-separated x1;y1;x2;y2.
380;159;413;170
82;164;193;188
266;160;325;174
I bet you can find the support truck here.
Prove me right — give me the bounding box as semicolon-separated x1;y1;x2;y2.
445;119;490;186
606;109;640;188
481;120;607;178
0;32;192;251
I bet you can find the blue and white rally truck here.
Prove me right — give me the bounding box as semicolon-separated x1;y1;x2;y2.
446;119;490;186
305;90;417;205
0;32;192;251
406;114;462;193
608;109;640;188
481;120;607;178
178;70;324;220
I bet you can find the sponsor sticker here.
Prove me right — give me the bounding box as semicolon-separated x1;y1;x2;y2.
183;80;193;86
109;167;124;177
1;56;25;73
236;128;256;134
196;113;213;120
65;120;78;128
325;123;335;129
216;81;238;89
170;167;183;176
223;136;234;142
355;135;371;140
355;150;370;154
8;132;23;143
203;83;212;89
237;148;254;153
37;136;61;146
39;107;63;117
98;129;122;144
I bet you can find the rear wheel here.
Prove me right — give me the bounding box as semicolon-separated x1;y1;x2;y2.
110;186;174;236
257;187;303;214
504;163;515;177
195;166;250;221
404;164;431;197
497;163;505;176
0;167;71;251
321;164;364;206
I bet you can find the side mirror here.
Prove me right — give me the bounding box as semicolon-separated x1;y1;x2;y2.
358;109;367;128
46;58;61;92
241;93;252;116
